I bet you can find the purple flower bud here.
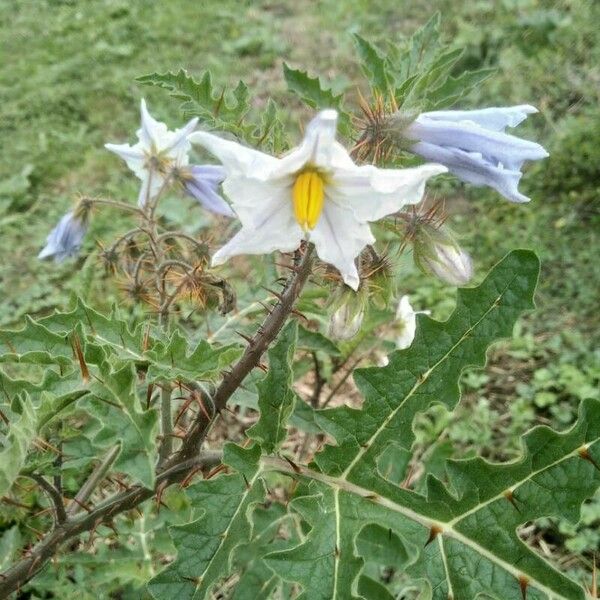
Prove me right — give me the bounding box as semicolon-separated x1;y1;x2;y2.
403;106;548;203
180;165;234;217
38;211;88;262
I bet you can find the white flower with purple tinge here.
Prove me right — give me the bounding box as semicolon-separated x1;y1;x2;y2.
105;99;199;207
179;165;233;217
189;109;446;290
404;105;549;203
38;212;88;262
395;295;430;350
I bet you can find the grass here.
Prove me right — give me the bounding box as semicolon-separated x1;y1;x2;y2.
1;0;599;594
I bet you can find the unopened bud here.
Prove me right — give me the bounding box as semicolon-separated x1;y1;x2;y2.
328;289;366;341
413;225;473;286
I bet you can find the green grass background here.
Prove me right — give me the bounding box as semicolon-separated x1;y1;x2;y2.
1;0;599;593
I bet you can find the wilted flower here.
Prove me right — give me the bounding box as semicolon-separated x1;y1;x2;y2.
176;164;234;217
403;105;549;203
105;99;198;207
189;110;446;290
395;295;429;349
38;203;90;262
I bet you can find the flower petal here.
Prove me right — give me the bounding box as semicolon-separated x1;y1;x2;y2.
309;201;374;290
184;172;234;217
330;163;447;221
188;132;277;179
138;98;169;148
419;105;538;132
137;171;166;208
38;212;87;262
407;116;548;171
411;142;530;203
222;175;292;228
104;142;145;174
212;202;302;266
163;116;199;156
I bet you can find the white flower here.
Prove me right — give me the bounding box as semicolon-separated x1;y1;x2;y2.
105;99;198;207
189;110;446;290
395;295;429;350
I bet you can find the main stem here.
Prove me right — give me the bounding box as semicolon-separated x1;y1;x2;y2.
0;246;314;598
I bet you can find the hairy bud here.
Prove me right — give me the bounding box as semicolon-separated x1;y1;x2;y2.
328;289;367;341
413;224;473;286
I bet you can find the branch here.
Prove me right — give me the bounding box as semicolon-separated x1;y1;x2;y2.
28;474;67;526
66;445;120;517
173;245;314;464
0;246;314;596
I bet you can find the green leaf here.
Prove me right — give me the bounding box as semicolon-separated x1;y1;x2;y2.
148;445;265;600
136;69;250;135
88;360;158;488
353;34;391;93
0;526;21;572
247;321;298;453
263;250;600;599
297;325;341;356
283;63;344;111
0;394;37;496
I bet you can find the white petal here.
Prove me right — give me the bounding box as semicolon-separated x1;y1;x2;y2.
396;295;414;320
189;132;277;179
420;105;538;131
309;202;374;290
137;171;165;208
137;99;170;149
104;142;146;175
222;175;291;229
330;163;447;222
212;202;302;266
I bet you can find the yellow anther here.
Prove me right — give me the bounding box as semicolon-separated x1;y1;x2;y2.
292;170;325;231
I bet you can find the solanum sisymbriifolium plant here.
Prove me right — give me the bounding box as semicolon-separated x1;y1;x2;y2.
1;14;597;600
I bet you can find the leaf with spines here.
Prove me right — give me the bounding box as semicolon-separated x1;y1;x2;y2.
247;321;298;453
148;444;265;600
0;394;37;496
263;251;600;599
282;63;351;135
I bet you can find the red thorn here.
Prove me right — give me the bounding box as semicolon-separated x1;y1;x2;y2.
235;330;253;344
579;447;600;472
146;383;155;410
504;490;521;513
290;309;309;322
71;334;90;384
180;465;204;488
206;463;227;480
425;525;442;547
256;362;268;373
519;575;529;599
282;455;302;474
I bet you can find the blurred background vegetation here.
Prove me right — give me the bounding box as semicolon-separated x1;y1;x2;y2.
1;0;599;595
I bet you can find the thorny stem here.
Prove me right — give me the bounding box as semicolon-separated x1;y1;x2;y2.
0;209;314;596
158;385;173;465
66;445;120;517
28;475;67;526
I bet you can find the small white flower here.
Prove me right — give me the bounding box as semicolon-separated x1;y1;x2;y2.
189;110;446;290
395;295;430;350
105;99;198;207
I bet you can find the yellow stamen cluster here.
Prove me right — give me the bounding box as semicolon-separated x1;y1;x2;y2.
292;170;325;231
